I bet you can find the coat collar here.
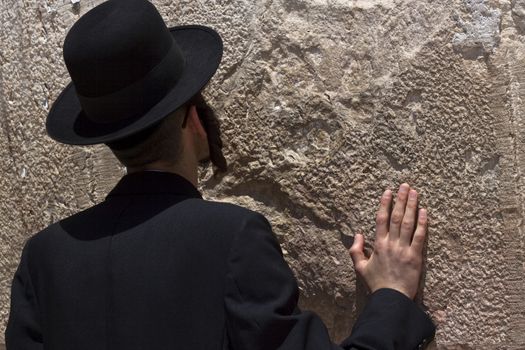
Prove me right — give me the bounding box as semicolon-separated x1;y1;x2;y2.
106;171;202;199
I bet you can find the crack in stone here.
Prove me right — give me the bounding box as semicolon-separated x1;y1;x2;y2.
488;51;525;347
0;74;16;172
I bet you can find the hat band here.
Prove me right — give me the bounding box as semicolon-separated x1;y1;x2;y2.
76;41;185;124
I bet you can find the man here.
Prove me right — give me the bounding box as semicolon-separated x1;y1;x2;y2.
5;0;435;349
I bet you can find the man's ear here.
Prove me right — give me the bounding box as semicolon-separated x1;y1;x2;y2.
185;105;207;139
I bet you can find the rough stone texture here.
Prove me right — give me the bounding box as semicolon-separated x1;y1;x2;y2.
1;0;525;348
453;0;502;58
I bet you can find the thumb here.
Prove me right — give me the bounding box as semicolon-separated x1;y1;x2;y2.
349;233;367;269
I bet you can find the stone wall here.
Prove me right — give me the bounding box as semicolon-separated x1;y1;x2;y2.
1;0;524;348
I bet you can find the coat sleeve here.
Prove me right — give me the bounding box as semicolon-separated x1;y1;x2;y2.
5;238;44;350
341;289;435;349
223;212;435;350
224;212;341;350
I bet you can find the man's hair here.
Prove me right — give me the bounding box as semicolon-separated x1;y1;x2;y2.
106;93;227;173
106;106;187;169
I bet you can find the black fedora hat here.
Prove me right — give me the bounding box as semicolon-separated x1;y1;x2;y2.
46;0;223;145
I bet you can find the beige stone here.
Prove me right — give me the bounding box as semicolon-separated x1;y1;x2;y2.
1;0;524;348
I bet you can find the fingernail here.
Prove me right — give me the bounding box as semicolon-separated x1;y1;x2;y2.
409;190;417;200
384;189;392;197
399;184;409;193
419;209;427;219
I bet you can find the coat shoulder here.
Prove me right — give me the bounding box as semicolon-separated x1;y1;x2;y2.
178;198;270;231
23;200;110;250
185;198;261;219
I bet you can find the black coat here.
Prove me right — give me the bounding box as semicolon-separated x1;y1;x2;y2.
6;171;435;349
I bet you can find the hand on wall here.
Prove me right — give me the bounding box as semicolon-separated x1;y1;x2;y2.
349;183;428;300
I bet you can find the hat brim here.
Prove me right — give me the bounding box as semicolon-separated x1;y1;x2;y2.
46;25;223;145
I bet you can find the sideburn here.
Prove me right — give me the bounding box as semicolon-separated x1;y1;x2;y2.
189;93;228;175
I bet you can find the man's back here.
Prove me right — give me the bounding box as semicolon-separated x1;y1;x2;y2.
8;172;269;349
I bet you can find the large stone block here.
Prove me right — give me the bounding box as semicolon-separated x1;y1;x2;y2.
1;0;524;348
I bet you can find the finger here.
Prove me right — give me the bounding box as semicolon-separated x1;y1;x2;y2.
376;189;392;240
400;189;418;246
349;233;368;272
389;183;410;241
411;209;428;252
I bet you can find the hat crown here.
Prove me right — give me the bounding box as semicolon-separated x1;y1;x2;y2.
63;0;175;97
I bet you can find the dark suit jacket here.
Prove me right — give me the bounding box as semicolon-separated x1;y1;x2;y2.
6;171;435;349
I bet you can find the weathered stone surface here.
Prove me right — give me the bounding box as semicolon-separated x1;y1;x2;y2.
452;0;502;59
512;0;525;32
1;0;524;348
